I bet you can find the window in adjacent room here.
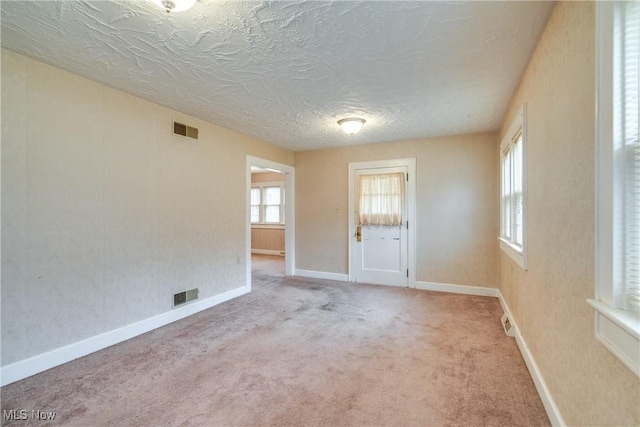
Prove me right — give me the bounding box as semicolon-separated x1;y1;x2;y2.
589;0;639;377
263;186;283;223
250;188;261;223
250;183;285;224
499;105;527;270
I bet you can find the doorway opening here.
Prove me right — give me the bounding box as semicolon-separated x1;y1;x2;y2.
245;156;295;291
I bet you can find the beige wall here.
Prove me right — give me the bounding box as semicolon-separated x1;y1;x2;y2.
1;49;292;366
251;172;284;183
498;3;639;425
295;133;498;287
251;228;285;253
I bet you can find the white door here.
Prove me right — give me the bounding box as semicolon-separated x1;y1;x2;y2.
353;166;408;287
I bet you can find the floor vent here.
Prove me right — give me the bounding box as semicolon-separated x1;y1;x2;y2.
174;288;199;307
501;313;515;337
173;121;199;140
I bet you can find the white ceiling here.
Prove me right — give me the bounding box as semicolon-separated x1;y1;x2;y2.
1;1;555;151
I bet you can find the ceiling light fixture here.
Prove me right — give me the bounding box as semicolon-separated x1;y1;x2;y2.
154;0;197;13
338;118;366;135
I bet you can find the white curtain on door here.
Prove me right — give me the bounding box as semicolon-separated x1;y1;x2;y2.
357;173;404;226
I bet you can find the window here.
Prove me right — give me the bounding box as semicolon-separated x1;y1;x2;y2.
263;187;282;223
250;182;285;224
250;188;261;223
499;105;527;270
589;1;639;376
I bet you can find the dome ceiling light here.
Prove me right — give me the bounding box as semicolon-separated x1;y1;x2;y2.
338;118;366;135
154;0;197;13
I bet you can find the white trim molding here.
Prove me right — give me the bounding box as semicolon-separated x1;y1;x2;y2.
0;285;249;386
294;269;349;282
587;299;640;376
498;292;566;427
251;249;285;256
415;281;499;298
251;224;285;230
499;238;527;270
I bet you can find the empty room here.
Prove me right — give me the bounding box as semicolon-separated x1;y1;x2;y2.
1;1;639;426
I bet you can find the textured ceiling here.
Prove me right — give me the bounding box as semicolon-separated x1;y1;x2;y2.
1;1;555;151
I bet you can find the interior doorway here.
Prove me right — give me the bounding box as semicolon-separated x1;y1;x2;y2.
245;156;295;291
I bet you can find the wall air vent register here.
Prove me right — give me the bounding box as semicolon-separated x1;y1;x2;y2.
173;288;199;307
173;121;199;140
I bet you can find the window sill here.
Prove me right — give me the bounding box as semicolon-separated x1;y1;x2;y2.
251;224;285;230
499;237;527;270
587;299;640;377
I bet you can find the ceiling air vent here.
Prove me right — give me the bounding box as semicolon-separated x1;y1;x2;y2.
173;121;199;140
174;288;199;307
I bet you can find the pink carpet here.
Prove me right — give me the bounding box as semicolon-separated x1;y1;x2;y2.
1;255;549;426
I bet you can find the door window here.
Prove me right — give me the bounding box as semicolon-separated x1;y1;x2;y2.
357;173;404;226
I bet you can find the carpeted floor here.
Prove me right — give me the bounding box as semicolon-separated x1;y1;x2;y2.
1;255;549;426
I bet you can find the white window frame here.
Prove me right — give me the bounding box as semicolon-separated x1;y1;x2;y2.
589;1;640;377
499;105;528;270
250;187;261;224
250;181;285;225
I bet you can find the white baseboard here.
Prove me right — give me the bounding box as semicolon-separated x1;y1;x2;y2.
251;249;285;256
415;281;500;297
498;292;566;427
294;269;349;282
0;285;250;387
